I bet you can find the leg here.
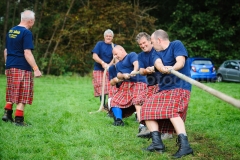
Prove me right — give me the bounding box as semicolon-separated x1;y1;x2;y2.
99;94;106;104
137;123;151;138
3;70;14;122
143;120;165;153
100;94;108;110
134;104;141;122
170;117;193;158
136;105;150;138
145;120;159;131
14;103;28;126
16;103;25;111
111;107;124;126
170;117;186;135
2;102;14;122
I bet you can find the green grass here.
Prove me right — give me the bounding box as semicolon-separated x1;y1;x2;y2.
0;75;239;160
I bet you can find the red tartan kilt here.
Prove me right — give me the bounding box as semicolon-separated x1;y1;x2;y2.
92;70;110;97
6;68;33;105
110;81;147;118
108;85;119;98
140;88;190;133
138;84;159;104
146;84;159;97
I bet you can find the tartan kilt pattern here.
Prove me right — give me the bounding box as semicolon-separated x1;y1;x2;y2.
140;88;190;133
157;119;175;133
92;70;110;97
6;68;34;105
108;85;119;98
110;81;147;118
147;84;159;97
139;84;159;104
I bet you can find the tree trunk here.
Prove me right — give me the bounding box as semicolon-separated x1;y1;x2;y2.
43;25;58;59
33;0;40;48
3;0;10;49
11;0;17;27
47;0;75;75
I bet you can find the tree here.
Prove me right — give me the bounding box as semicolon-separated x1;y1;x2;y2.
167;0;240;65
36;0;156;75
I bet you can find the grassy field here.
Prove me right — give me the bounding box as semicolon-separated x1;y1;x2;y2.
0;75;239;160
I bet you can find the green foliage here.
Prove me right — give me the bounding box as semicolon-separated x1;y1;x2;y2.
0;0;240;75
34;0;156;75
167;0;240;64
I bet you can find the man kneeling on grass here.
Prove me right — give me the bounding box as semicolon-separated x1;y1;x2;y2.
109;45;147;128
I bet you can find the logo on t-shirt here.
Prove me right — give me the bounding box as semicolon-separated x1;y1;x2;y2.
9;30;20;38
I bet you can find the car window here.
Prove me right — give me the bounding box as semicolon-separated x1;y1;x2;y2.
230;61;239;69
192;60;212;65
224;62;231;68
224;61;239;69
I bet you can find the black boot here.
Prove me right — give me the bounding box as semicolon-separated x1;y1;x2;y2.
113;116;124;126
172;134;194;158
144;131;165;153
2;109;14;122
103;104;109;111
15;116;29;126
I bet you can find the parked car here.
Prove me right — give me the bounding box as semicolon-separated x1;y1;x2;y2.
217;60;240;82
189;57;217;82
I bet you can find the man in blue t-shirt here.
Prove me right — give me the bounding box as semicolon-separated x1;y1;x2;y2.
140;29;193;158
91;29;115;110
107;58;122;117
110;45;147;126
136;32;174;139
2;10;42;126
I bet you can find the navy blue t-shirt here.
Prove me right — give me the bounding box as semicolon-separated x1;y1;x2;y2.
108;65;122;88
153;40;191;91
138;48;160;86
91;41;115;71
116;52;147;83
108;65;117;80
5;26;34;71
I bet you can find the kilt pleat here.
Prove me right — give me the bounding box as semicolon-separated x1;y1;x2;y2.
108;85;119;98
138;84;159;105
110;81;147;118
140;88;190;133
6;68;33;105
92;70;110;97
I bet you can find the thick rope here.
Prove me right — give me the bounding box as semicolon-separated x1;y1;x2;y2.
89;68;107;114
170;69;240;109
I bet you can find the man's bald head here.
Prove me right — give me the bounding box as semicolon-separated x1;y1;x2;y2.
112;45;127;61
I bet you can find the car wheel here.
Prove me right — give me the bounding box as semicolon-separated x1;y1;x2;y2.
217;75;223;82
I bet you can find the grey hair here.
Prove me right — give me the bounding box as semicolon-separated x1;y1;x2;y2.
152;29;169;40
21;10;35;21
135;32;151;43
104;29;114;37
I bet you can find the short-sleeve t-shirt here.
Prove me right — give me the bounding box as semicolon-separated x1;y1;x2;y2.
153;40;191;91
108;65;117;80
5;26;34;71
138;48;160;86
108;65;122;88
92;41;114;71
116;52;147;83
